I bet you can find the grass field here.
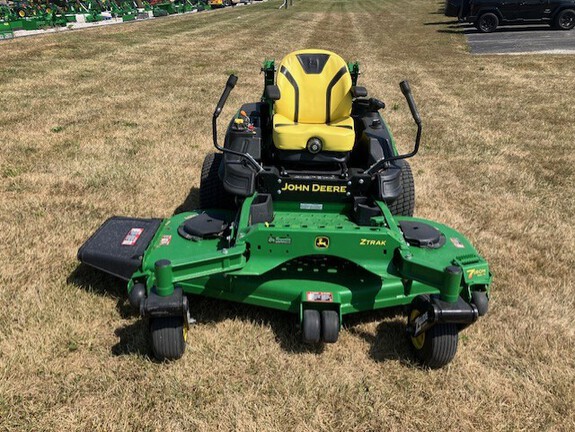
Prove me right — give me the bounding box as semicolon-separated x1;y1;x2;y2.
1;0;574;430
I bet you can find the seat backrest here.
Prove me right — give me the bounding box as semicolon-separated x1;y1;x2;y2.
275;49;352;124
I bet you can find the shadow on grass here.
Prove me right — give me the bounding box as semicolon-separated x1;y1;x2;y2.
68;215;414;363
173;186;199;215
344;307;415;366
112;320;151;357
189;296;326;355
110;296;329;358
438;24;557;34
424;20;460;26
68;264;133;317
430;21;473;34
68;264;152;357
68;263;325;356
69;265;416;362
69;263;151;355
67;263;122;300
430;2;448;15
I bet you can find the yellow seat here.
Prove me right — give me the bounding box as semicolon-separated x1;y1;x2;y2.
273;114;355;152
272;49;355;153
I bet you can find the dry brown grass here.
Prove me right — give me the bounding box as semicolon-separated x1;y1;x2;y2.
1;0;574;430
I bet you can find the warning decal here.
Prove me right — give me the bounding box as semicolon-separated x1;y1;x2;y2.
450;237;465;249
306;292;333;303
160;235;172;246
122;228;144;246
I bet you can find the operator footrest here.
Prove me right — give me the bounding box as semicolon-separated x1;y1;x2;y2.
178;212;229;240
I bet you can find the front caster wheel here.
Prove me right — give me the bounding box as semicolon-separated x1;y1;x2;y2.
321;310;339;343
408;296;458;369
150;316;187;361
302;309;321;344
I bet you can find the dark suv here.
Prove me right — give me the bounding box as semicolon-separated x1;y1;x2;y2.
445;0;464;17
456;0;575;32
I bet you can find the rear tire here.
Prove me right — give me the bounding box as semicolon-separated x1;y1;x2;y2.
150;316;187;361
199;153;235;209
321;310;339;343
475;12;499;33
302;309;321;344
388;161;415;217
408;296;458;369
554;9;575;30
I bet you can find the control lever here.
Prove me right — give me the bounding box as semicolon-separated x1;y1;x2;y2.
365;80;422;175
212;75;263;173
214;74;238;118
400;80;421;126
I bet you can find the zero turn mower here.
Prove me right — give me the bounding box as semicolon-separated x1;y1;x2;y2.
78;49;491;368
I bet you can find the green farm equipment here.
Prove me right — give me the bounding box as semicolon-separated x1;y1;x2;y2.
0;20;13;37
1;0;79;31
0;0;215;34
0;3;26;30
78;49;491;368
151;0;195;16
194;0;209;11
115;1;138;21
152;2;174;15
2;1;49;30
149;0;174;15
174;0;196;13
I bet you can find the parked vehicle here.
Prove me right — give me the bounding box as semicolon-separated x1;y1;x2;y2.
444;0;463;17
462;0;575;32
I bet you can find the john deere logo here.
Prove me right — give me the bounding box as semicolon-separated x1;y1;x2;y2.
315;236;329;249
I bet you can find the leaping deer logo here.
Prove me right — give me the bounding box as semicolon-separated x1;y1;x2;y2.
315;236;330;249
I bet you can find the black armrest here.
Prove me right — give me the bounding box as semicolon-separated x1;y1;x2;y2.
351;86;368;98
265;85;281;101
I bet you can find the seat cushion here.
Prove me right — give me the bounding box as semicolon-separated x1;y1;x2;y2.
273;114;355;152
274;49;353;125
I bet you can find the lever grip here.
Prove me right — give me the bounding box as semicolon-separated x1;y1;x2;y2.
399;80;411;96
215;74;238;116
364;81;423;174
400;80;421;125
226;74;238;89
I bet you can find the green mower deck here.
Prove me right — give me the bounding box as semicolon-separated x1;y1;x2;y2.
134;199;489;310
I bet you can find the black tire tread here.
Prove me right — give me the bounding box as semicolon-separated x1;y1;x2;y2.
388;161;415;217
476;12;499;33
199;153;235;209
302;309;321;344
150;316;186;361
321;310;339;343
554;9;575;30
408;295;458;369
419;323;459;369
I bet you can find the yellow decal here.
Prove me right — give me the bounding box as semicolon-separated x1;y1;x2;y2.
466;268;487;279
359;238;387;246
281;183;347;193
315;236;330;249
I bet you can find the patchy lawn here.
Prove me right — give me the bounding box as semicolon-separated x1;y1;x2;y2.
0;0;574;430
